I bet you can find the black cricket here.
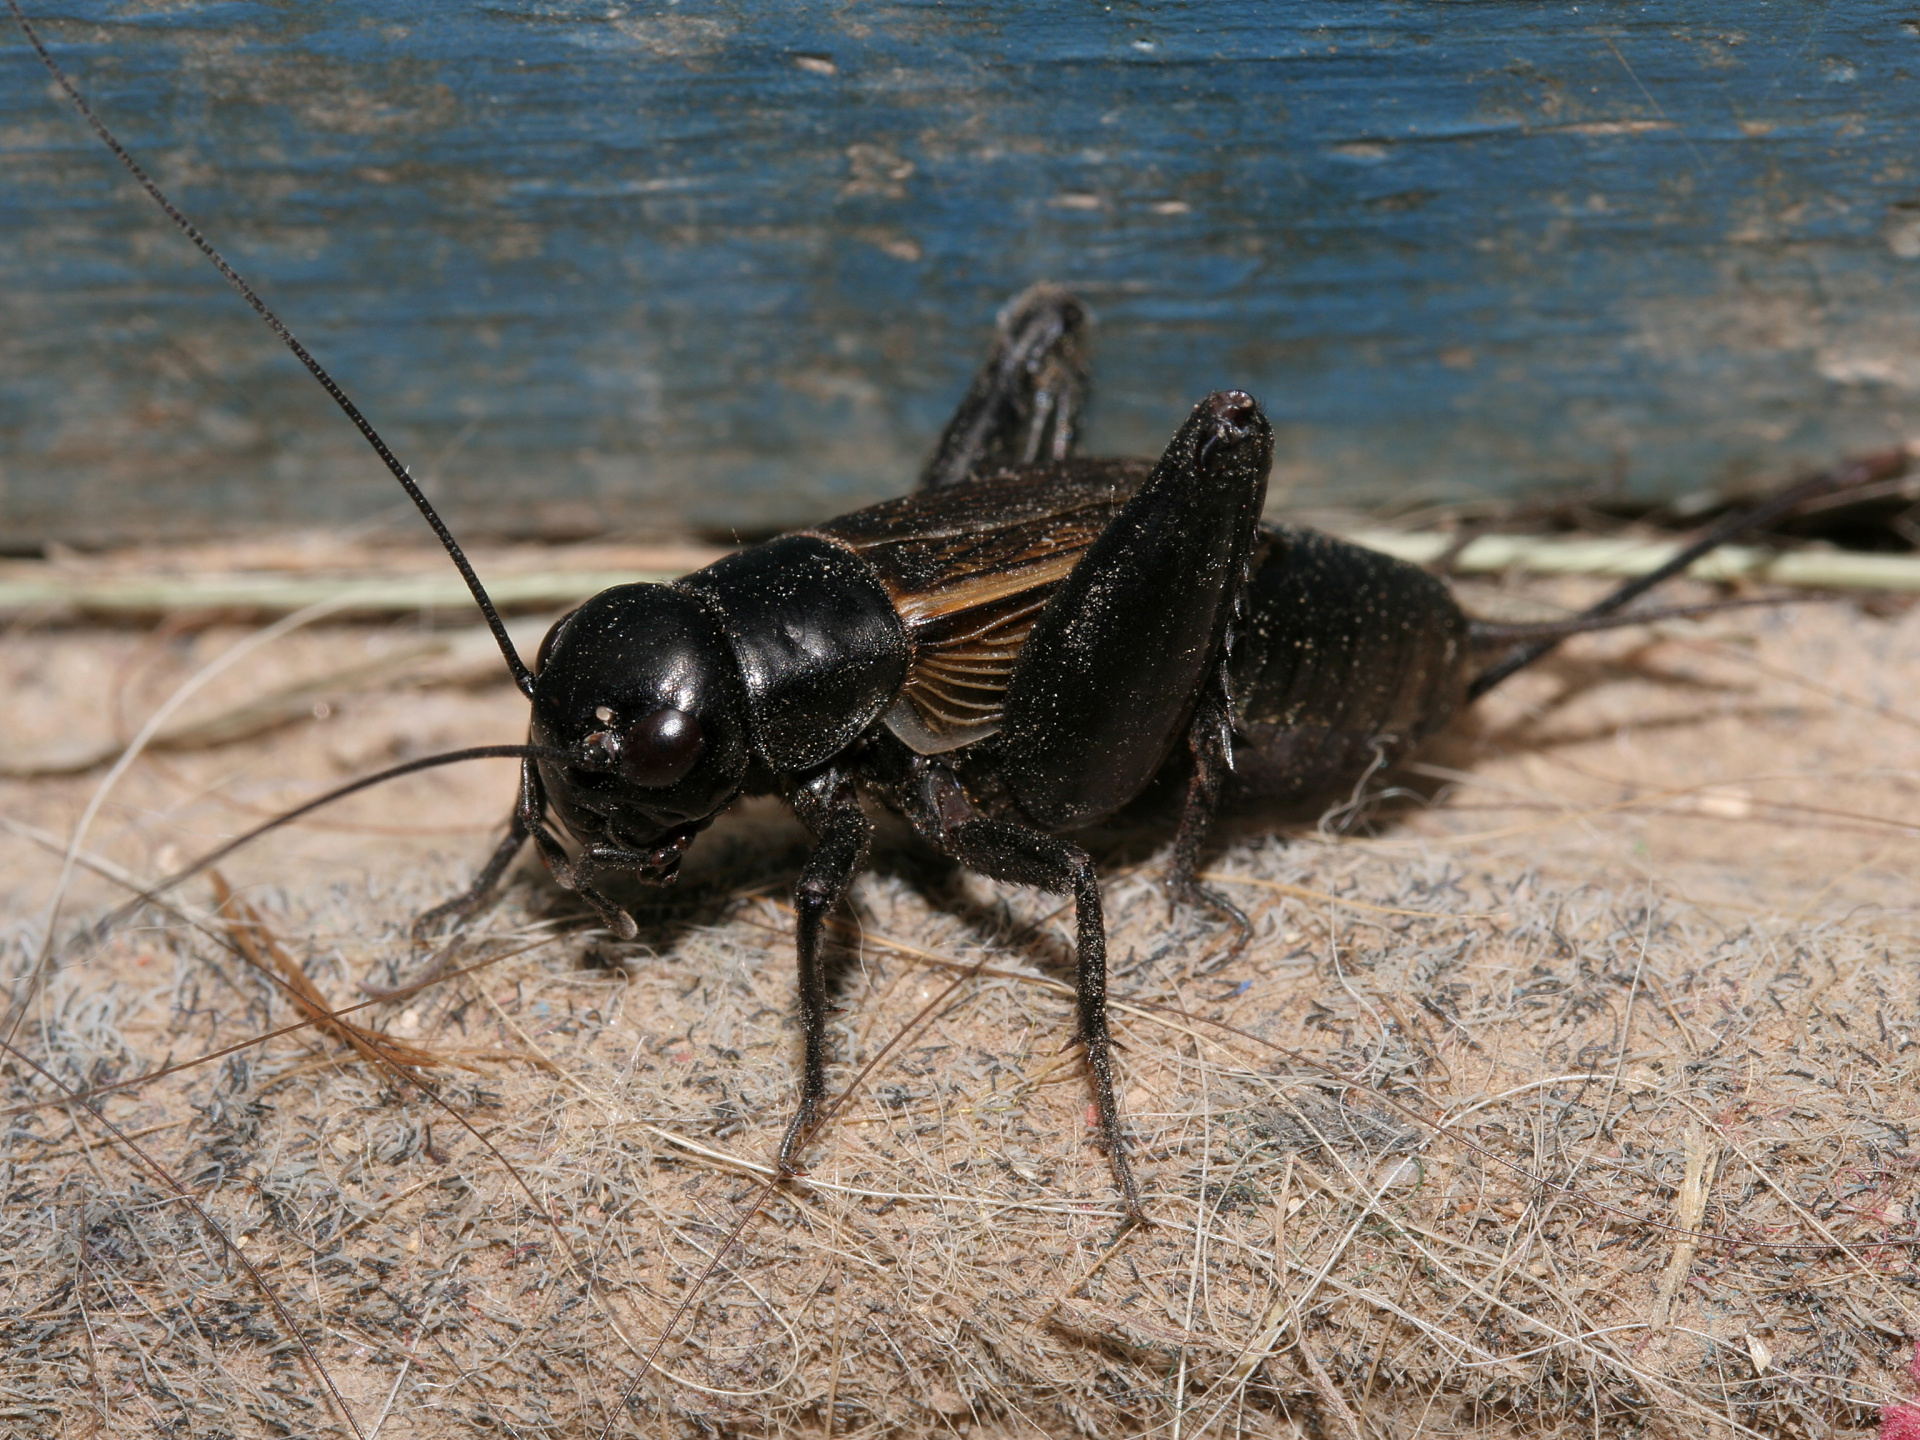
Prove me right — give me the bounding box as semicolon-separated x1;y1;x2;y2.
424;288;1893;1218
23;8;1899;1221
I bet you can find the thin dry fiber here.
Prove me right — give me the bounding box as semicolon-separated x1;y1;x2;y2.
2;551;1918;1439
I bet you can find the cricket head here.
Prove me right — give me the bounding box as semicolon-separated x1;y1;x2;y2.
529;584;752;881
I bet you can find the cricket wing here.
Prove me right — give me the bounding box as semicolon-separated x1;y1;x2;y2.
809;459;1148;752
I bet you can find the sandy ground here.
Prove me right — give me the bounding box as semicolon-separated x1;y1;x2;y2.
2;542;1918;1439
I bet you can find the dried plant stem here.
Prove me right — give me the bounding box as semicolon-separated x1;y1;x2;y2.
10;527;1920;632
1346;526;1920;591
1649;1122;1718;1332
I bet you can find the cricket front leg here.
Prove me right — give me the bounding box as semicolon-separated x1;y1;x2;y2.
776;771;873;1177
416;755;641;942
411;756;544;943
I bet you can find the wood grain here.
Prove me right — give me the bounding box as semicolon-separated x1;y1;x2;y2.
5;3;1920;544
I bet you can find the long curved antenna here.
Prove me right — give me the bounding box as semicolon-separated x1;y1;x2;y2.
99;743;568;931
8;2;537;700
1466;447;1908;701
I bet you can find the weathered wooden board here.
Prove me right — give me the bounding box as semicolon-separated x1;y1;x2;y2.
4;2;1919;547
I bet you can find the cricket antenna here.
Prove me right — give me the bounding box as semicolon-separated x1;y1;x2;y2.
9;2;537;701
1466;447;1910;701
96;743;570;934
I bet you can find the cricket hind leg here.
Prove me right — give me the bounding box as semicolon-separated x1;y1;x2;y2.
918;284;1089;490
997;391;1273;832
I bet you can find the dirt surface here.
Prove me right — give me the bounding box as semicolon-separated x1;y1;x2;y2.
2;544;1918;1439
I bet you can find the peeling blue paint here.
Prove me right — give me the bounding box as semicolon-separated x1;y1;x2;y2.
2;2;1919;544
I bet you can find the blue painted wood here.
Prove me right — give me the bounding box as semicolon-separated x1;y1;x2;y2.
4;2;1919;546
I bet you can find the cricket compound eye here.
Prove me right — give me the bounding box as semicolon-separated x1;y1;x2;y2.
621;707;705;788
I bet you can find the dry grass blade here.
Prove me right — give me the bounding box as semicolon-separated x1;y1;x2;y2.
209;872;443;1073
0;640;448;779
1649;1121;1718;1333
1345;521;1920;590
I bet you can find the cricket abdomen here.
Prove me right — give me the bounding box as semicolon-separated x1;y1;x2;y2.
1228;526;1470;803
